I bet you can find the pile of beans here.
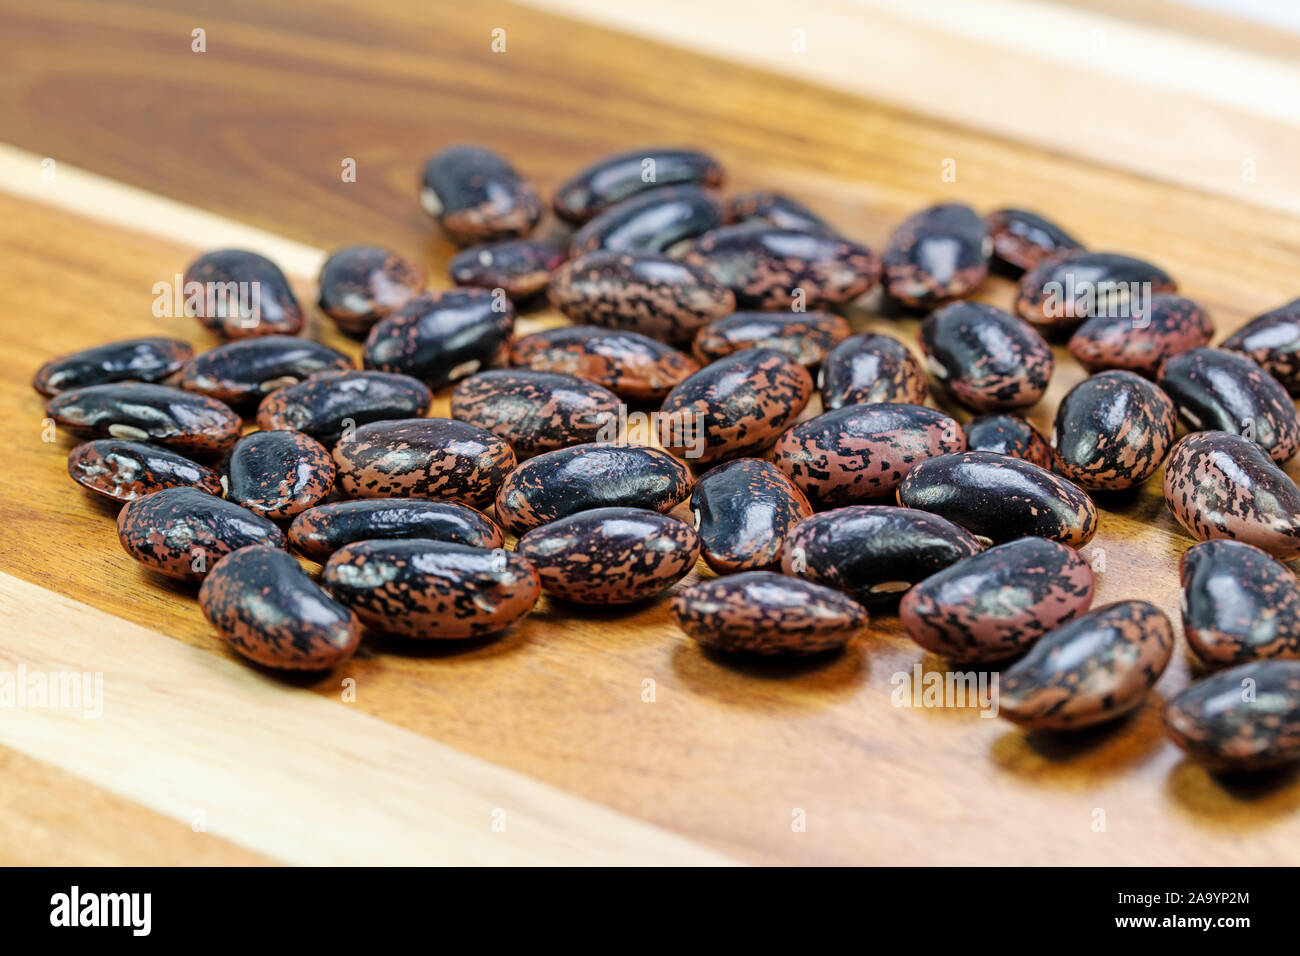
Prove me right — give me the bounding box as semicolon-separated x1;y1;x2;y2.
37;145;1300;774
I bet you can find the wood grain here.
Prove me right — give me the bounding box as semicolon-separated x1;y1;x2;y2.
0;744;274;866
0;572;737;865
526;0;1300;217
1;0;1300;864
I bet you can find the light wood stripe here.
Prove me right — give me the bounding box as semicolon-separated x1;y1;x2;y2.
0;142;327;278
521;0;1300;218
0;572;737;865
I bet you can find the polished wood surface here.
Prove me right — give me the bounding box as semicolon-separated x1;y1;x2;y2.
1;0;1299;864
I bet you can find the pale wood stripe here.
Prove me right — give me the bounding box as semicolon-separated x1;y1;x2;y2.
0;142;327;278
0;142;569;340
0;572;737;865
520;0;1300;218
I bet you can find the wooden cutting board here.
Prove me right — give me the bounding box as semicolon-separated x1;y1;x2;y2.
2;0;1300;865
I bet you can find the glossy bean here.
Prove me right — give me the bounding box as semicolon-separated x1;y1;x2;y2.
920;301;1053;411
690;458;812;573
548;251;734;344
672;572;867;655
517;507;699;604
684;223;880;310
509;325;700;401
773;403;964;506
332;418;516;509
1015;252;1176;331
781;505;982;604
494;442;692;536
1162;431;1300;559
449;239;566;301
1180;540;1300;667
324;539;540;639
660;348;813;465
420;145;542;244
998;601;1173;730
570;185;722;255
33;337;193;396
1158;347;1300;463
692;311;849;367
900;538;1094;663
67;439;224;503
46;383;242;458
288;499;503;560
184;249;303;338
363;289;516;388
317;245;426;335
1165;661;1300;771
722;191;831;233
450;369;620;458
553;147;724;224
962;414;1052;467
199;546;359;670
897;451;1098;546
1221;298;1300;394
984;208;1083;274
1068;293;1212;376
226;430;335;520
117;486;285;580
256;370;432;444
818;333;928;409
882;203;989;308
1052;371;1177;490
180;336;354;407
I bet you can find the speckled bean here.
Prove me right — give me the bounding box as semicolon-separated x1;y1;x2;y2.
818;333;928;409
420;145;542;244
1052;371;1177;490
117;486;285;580
772;403;965;506
46;383;242;458
288;499;503;560
317;245;426;335
897;451;1098;547
33;337;193;397
549;251;734;344
672;572;867;655
781;505;982;604
690;458;812;574
517;507;699;604
509;326;700;401
660;348;813;465
184;249;303;339
363;288;515;388
199;545;359;670
332;418;516;509
180;336;354;406
255;370;432;444
1180;540;1300;667
67;439;224;503
900;537;1094;663
450;369;620;458
998;601;1173;730
494;442;692;536
1162;431;1300;559
691;311;850;367
684;223;880;310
